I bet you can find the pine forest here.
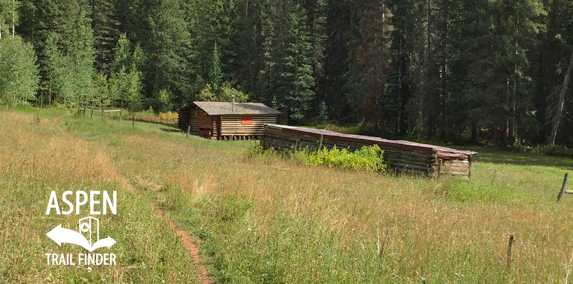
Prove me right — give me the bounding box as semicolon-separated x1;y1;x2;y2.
2;0;573;148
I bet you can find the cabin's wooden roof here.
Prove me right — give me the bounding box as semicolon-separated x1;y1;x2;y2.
265;124;478;156
192;101;282;116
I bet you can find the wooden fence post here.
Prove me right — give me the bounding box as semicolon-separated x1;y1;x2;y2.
507;235;515;270
119;109;122;121
558;173;569;201
90;108;94;118
101;106;104;118
187;126;190;138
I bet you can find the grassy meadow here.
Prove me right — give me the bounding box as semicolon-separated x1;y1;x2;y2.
2;107;573;283
0;108;198;283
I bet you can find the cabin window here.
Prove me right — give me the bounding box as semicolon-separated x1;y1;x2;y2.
241;117;253;125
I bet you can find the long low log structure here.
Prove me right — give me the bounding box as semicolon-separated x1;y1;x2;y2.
261;124;477;179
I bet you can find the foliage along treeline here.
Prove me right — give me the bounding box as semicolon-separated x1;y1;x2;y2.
1;0;573;147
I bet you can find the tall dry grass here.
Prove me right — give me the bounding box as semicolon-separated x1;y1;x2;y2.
58;114;573;283
0;111;198;283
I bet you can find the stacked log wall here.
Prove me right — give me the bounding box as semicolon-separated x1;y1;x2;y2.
191;110;201;133
178;107;191;132
261;126;472;178
431;159;471;178
211;117;219;139
220;115;278;136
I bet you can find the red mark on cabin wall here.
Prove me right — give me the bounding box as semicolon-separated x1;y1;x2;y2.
241;117;253;125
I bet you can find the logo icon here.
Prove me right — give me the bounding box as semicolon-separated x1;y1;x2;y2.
79;217;99;245
46;217;116;252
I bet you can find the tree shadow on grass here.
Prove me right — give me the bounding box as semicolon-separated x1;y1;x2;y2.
465;147;573;169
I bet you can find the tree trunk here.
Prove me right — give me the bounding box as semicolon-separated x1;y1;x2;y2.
548;51;573;145
425;0;434;139
12;0;15;36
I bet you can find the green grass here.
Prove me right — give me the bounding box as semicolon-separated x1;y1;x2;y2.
0;109;199;283
469;146;573;168
1;104;71;118
4;107;573;283
61;112;573;283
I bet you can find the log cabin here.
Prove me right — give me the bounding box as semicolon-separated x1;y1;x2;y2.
261;124;478;179
178;101;282;140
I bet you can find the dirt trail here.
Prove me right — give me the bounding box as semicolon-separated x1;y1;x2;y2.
53;114;214;284
53;114;67;131
119;179;214;284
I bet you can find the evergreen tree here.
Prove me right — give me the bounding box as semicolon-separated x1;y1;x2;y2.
13;0;573;146
254;0;291;105
253;0;277;103
346;0;390;134
43;2;95;107
88;0;120;72
243;0;265;99
420;0;467;141
209;42;223;101
386;0;426;137
302;0;327;117
110;34;142;112
281;2;315;122
463;0;544;146
140;0;196;109
537;0;573;145
323;0;352;119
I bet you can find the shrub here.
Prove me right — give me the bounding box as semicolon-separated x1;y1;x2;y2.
245;145;282;162
539;145;573;157
301;145;386;172
247;144;386;172
159;111;178;123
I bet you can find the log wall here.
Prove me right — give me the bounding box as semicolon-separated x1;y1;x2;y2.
178;106;192;132
261;125;475;179
220;115;278;137
178;107;212;137
178;105;280;140
212;116;219;139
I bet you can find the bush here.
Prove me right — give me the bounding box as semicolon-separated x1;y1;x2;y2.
539;145;573;157
247;144;386;172
245;145;282;162
300;145;386;172
159;111;178;123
